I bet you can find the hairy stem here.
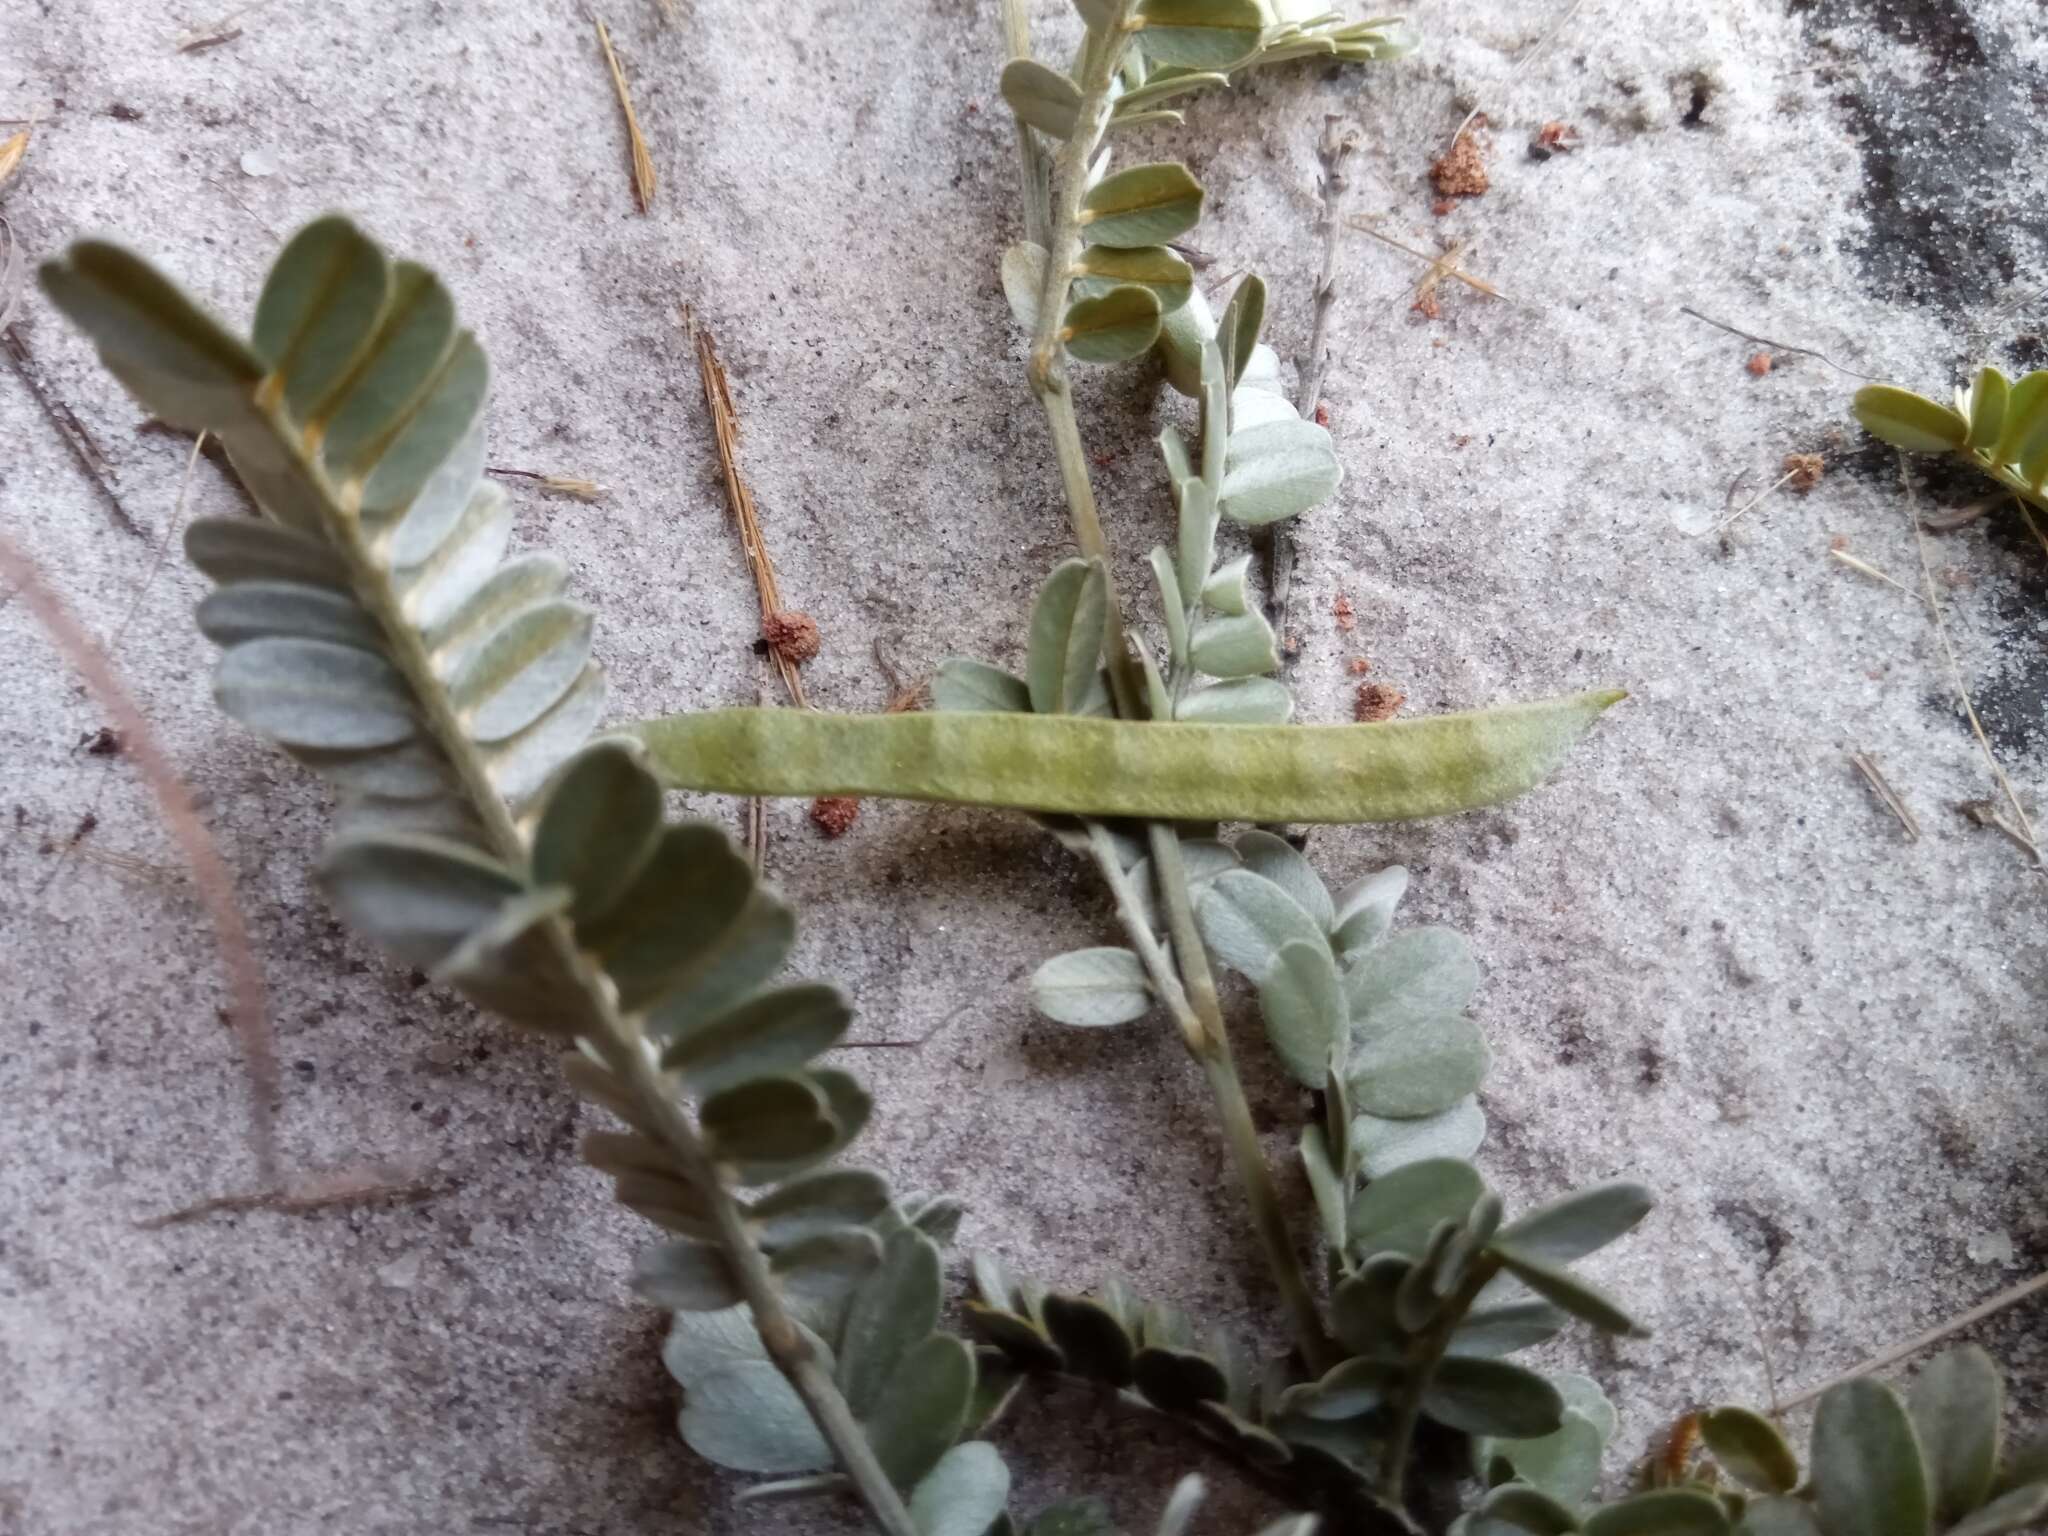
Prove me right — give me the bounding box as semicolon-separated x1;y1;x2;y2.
329;499;920;1536
1381;1257;1501;1503
1007;2;1333;1377
999;0;1050;247
606;1036;922;1536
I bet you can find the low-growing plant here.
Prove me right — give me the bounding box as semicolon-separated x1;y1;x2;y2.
1853;368;2048;519
33;1;2046;1533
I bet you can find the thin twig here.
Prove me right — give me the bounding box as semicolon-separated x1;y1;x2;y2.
1828;548;1922;602
595;17;657;214
1712;468;1798;534
485;465;608;501
0;530;281;1190
1267;117;1360;644
1347;219;1507;301
1901;458;2039;862
174;0;275;51
3;327;143;537
1777;1270;2048;1413
685;307;806;708
1445;0;1592;152
1677;305;1877;382
1849;751;1921;841
138;1168;441;1229
2014;499;2048;565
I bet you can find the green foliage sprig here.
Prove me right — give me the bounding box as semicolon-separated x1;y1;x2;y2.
40;219;1004;1536
1853;368;2048;515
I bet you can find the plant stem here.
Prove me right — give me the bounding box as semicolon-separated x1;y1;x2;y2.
606;1036;923;1536
325;463;920;1536
1009;3;1334;1377
999;0;1050;247
1380;1257;1500;1503
1092;825;1337;1374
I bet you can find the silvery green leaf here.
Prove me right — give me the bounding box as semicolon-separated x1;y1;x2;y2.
1791;1432;1917;1536
358;333;488;520
750;1168;891;1252
1073;0;1115;30
661;983;852;1095
1355;1097;1485;1177
1449;1300;1569;1358
184;516;349;590
298;737;451;799
1350;1015;1490;1118
480;664;605;805
700;1073;837;1163
367;410;483;557
1111;70;1228;114
731;1068;872;1187
1228;384;1298;432
1196;867;1328;981
1027;559;1109;715
865;1332;976;1489
1471;1484;1582;1536
1175;677;1292;724
1001;58;1084;136
1073;245;1194;314
1423;1357;1565;1439
1330;1255;1406;1356
1584;1491;1730;1536
1257;939;1344;1087
1299;1122;1346;1250
216;636;416;751
1348;1156;1483;1261
196;581;382;651
906;1193;964;1244
531;741;662;924
910;1441;1011;1536
448;598;593;743
1176;474;1219;601
579;821;757;1011
773;1227;884;1311
249;215;387;415
1851;383;1969;455
1218;273;1265;392
663;1301;779;1379
1219;418;1342;526
433;884;583;1029
40;238;267;430
1189;610;1278;678
424;551;569;677
316;831;524;971
1063;284;1163;364
1908;1346;2001;1522
1032;946;1153;1026
1703;1406;1802;1495
838;1227;944;1417
1177;837;1240;884
1347;926;1479;1041
1156;282;1215;397
1285;1354;1400;1421
1135;0;1265;68
1494;1181;1654;1265
1489;1243;1646;1337
1081;161;1204;248
933;658;1032;714
1235;830;1334;930
1148;546;1189;670
679;1359;833;1474
330;790;479;843
632;1236;741;1311
1331;866;1408;957
1947;1485;2048;1536
1475;1375;1614;1507
1002;242;1048;330
319;259;458;473
1200;554;1251;615
392;482;513;631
